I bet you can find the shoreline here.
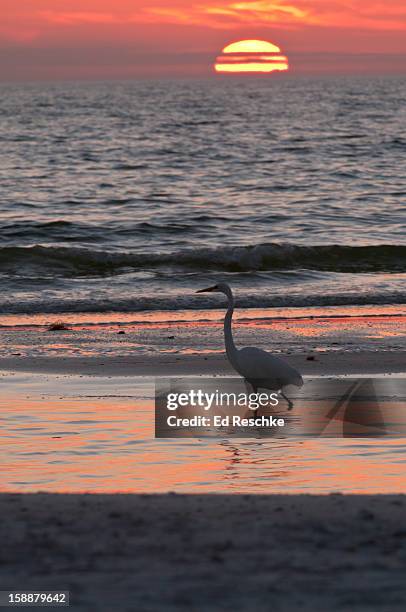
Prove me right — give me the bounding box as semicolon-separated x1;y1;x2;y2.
0;349;405;377
1;303;405;328
0;305;404;377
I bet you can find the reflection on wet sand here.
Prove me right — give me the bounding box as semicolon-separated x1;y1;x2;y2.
1;374;406;494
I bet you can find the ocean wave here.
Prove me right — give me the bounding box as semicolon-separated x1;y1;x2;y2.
0;291;405;315
0;243;405;277
0;219;196;241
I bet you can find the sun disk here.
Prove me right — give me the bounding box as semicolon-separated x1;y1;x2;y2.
215;39;289;74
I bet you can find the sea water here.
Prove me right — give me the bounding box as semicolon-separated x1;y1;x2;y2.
0;76;405;316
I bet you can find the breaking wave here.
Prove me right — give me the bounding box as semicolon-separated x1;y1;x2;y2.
1;243;405;277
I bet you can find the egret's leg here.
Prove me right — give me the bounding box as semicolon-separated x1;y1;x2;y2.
244;379;253;395
252;383;259;418
245;380;258;418
281;391;294;411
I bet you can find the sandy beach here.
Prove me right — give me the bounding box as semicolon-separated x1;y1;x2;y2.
1;492;406;611
0;305;405;377
0;349;405;378
0;257;405;611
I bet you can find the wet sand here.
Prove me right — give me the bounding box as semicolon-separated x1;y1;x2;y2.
0;349;405;377
1;492;406;611
0;306;404;377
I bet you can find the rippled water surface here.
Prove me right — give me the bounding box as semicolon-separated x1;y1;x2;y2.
0;77;405;314
1;374;406;494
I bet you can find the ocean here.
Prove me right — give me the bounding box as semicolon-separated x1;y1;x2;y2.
1;76;405;315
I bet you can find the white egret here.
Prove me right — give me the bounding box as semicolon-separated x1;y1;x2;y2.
197;282;303;410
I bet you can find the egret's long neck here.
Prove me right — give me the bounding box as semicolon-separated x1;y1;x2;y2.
224;290;238;365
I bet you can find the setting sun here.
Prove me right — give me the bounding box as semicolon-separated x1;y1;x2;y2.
215;39;289;74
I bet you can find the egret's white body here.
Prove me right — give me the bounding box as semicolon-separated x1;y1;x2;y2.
197;282;303;408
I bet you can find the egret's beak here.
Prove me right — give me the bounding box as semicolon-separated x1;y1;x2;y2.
196;286;216;293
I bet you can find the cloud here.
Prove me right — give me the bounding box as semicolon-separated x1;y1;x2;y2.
139;0;406;30
1;0;405;63
228;1;309;20
3;1;406;37
140;1;312;28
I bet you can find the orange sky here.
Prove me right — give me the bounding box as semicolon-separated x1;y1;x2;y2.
1;0;406;80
